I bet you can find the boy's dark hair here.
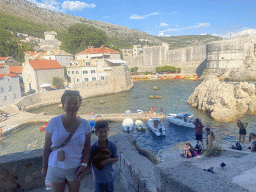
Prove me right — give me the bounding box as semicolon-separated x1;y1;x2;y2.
61;90;82;105
94;120;109;132
205;128;210;131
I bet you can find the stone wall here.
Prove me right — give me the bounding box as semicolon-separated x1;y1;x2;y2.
15;65;133;110
0;134;157;192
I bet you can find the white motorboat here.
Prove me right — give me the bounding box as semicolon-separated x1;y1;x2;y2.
147;118;166;136
166;113;195;128
135;120;146;131
122;117;134;131
125;110;131;113
137;109;144;114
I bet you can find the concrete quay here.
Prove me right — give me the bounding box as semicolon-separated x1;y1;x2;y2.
0;111;164;137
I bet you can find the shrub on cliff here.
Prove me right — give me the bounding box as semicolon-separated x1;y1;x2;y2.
52;77;64;89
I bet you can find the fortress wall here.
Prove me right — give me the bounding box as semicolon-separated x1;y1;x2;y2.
14;66;133;110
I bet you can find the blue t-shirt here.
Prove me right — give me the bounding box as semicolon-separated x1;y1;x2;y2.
88;139;118;183
252;141;256;152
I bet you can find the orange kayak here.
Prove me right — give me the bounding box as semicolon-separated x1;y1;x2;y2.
40;123;48;131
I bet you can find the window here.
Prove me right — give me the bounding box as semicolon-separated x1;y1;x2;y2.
101;76;104;80
3;96;6;100
91;70;96;74
76;71;79;74
83;71;88;74
68;71;70;74
8;86;12;91
72;71;74;74
77;79;79;82
0;87;3;92
92;77;96;81
84;78;89;82
13;94;16;98
86;62;90;66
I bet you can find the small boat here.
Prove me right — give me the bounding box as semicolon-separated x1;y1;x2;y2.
149;95;162;99
152;86;158;90
39;123;48;131
125;110;131;113
89;120;95;132
99;100;105;104
122;117;134;132
147;118;165;136
137;109;144;114
166;113;195;128
135;120;146;131
58;104;62;108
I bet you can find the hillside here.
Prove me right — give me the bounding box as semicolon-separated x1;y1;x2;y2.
0;0;222;49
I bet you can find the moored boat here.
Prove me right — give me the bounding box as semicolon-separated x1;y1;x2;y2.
147;118;165;136
122;117;134;132
166;113;195;128
149;95;162;99
135;120;146;131
137;109;144;114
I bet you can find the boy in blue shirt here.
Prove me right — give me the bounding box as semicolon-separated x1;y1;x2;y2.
84;121;118;192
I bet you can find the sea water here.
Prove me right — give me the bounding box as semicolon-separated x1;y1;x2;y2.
1;80;256;156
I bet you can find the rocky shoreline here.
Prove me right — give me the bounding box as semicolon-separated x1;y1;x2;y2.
187;75;256;122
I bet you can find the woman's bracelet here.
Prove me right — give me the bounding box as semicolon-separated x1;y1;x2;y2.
81;163;87;167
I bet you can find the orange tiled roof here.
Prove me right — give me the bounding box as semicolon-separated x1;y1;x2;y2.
77;46;119;55
10;66;22;74
0;73;18;78
24;51;38;55
0;57;9;61
29;60;62;70
0;64;3;68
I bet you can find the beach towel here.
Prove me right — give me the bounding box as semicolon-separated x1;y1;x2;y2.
180;150;200;159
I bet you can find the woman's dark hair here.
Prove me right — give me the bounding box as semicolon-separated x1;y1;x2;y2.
195;118;200;124
94;121;109;132
61;90;82;105
237;120;244;129
205;128;210;131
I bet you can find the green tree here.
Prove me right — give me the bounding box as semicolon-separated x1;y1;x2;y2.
156;65;179;73
52;77;64;89
60;24;108;54
130;67;138;72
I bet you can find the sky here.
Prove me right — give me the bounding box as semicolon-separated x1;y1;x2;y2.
27;0;256;38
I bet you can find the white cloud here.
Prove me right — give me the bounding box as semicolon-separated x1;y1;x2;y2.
27;0;95;12
157;32;165;37
130;12;161;20
219;29;256;38
103;16;110;18
160;23;211;33
160;23;169;27
62;1;96;11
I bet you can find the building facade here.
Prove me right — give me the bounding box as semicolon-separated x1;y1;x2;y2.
0;74;22;106
40;31;61;51
22;60;64;93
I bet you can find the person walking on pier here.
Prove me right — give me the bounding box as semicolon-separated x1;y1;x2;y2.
42;90;91;192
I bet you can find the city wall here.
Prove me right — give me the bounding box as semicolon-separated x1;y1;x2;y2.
124;35;256;76
12;66;133;111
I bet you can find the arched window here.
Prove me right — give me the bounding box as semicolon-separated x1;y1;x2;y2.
101;76;104;80
92;77;96;81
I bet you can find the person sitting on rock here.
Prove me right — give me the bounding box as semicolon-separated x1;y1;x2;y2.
237;120;248;144
249;133;256;152
205;128;215;148
183;142;194;158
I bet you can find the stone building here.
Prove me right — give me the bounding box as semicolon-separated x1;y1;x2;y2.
39;31;61;51
76;46;121;60
0;73;21;106
124;35;256;75
0;57;19;67
22;60;64;93
66;59;107;84
40;49;74;67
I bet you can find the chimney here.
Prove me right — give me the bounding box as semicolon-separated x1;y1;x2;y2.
101;45;104;50
87;46;90;49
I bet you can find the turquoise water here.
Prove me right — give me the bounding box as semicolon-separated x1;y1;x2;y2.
1;80;256;156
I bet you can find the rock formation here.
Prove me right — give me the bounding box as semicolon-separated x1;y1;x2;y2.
187;75;256;122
